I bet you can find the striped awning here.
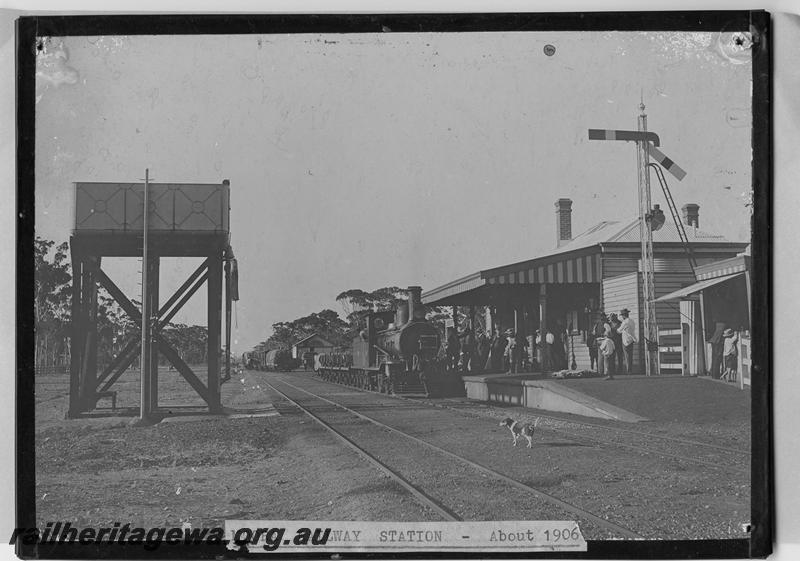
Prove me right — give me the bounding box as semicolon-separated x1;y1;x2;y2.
696;260;748;281
422;248;602;305
483;251;602;285
653;272;744;302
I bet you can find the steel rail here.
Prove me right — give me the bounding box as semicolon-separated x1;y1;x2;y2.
262;380;460;523
405;398;750;473
482;411;749;457
270;376;643;539
307;371;749;456
542;426;749;475
398;390;750;457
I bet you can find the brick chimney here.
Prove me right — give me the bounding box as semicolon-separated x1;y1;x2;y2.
555;198;573;247
681;203;699;228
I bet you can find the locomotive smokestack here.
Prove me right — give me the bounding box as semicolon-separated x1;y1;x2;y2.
407;286;424;320
395;301;409;326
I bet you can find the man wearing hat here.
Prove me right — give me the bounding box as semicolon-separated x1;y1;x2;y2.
721;328;739;382
617;308;638;375
598;334;616;380
608;313;624;374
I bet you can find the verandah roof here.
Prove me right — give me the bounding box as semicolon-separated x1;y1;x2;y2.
421;216;745;307
653;272;745;303
422;246;601;306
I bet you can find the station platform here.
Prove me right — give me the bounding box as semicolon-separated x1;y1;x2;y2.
462;373;750;423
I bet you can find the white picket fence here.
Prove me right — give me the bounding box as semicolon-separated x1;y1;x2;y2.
657;325;688;375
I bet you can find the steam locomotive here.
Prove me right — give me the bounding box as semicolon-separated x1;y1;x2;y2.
316;286;461;397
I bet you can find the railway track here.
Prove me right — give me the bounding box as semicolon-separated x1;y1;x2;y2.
264;381;459;522
532;418;750;475
528;412;749;454
263;375;643;540
404;399;750;475
530;413;749;454
300;370;749;474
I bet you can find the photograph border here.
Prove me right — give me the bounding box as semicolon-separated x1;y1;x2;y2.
16;10;771;559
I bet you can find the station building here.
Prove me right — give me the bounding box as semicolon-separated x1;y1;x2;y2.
655;251;752;386
422;198;749;374
291;333;336;360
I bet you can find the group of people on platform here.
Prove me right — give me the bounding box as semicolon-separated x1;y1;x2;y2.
586;309;637;380
444;308;639;378
444;321;576;375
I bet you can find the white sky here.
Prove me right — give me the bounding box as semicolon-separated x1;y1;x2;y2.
34;30;753;352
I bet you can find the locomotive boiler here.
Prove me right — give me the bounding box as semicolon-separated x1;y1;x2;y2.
316;286;458;396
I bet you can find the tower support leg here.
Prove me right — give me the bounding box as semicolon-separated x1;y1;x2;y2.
207;253;223;413
224;258;232;382
148;255;160;413
67;250;84;418
80;257;99;411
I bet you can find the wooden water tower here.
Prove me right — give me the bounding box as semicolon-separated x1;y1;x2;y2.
67;179;237;419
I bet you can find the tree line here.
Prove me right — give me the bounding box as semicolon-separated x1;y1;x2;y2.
252;287;457;355
34;236;213;369
252;287;406;354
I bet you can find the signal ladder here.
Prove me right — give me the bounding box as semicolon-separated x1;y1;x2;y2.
648;163;697;276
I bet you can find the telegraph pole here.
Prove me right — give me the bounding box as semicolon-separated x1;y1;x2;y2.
140;168;151;420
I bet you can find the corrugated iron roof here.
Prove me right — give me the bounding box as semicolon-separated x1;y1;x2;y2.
486;217;731;272
559;217;728;249
292;333;335;348
422;216;743;305
654;272;745;302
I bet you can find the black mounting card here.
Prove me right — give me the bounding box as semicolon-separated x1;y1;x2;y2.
16;9;771;560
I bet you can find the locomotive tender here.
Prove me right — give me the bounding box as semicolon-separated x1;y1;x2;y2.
316;286;459;397
243;348;298;371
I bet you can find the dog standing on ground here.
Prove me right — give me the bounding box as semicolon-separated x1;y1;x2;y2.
499;417;540;448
